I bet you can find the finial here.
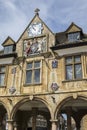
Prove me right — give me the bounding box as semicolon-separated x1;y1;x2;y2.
34;8;40;15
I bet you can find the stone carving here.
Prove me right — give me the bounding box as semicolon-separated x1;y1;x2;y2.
51;82;59;91
24;37;47;56
9;67;16;94
9;86;16;94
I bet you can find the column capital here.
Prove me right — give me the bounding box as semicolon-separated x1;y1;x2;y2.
50;119;58;122
50;119;58;130
7;120;14;130
6;119;13;123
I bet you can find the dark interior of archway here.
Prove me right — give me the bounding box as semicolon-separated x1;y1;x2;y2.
0;104;7;130
56;98;87;130
14;100;51;130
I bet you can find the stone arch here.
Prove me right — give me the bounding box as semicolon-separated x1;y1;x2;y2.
54;95;87;130
11;96;52;120
54;95;87;119
54;96;72;119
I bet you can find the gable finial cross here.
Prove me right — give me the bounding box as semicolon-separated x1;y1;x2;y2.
34;8;40;15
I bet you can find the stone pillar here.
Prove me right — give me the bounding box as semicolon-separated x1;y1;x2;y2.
7;120;13;130
14;122;18;130
50;119;58;130
32;108;37;130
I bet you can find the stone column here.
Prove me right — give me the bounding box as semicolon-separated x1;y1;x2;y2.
14;122;18;130
32;108;37;130
7;120;13;130
67;108;72;130
50;119;58;130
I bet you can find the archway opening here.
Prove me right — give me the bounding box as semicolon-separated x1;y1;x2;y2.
57;114;76;130
13;99;51;130
56;98;87;130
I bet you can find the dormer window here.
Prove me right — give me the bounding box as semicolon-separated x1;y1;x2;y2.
68;32;80;42
4;45;14;54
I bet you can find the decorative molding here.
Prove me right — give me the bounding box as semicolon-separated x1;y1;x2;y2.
73;93;78;99
29;95;34;100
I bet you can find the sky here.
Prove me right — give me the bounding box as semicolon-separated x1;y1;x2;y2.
0;0;87;49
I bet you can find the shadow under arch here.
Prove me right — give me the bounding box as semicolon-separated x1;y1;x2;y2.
11;96;52;120
54;95;87;119
0;100;10;118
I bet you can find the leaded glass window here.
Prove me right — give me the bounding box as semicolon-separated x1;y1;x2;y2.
68;32;80;42
0;66;6;86
26;61;41;84
65;55;82;80
28;115;47;128
4;45;13;54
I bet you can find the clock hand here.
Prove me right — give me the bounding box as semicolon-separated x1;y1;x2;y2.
32;26;36;31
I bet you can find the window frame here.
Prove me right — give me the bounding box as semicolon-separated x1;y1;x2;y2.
68;32;80;42
4;45;14;54
65;55;82;80
25;60;42;85
0;66;6;87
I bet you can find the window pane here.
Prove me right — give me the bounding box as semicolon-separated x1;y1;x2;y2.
0;67;5;72
65;57;72;64
4;46;13;54
74;56;81;63
68;32;80;42
34;61;40;68
66;65;73;80
26;70;32;83
27;63;33;69
75;64;82;79
68;33;73;42
34;69;40;83
4;46;8;54
0;74;5;86
8;46;13;53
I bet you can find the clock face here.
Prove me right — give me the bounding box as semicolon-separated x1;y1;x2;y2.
28;23;43;37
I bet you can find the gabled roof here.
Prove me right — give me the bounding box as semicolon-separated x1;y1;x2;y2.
16;9;54;43
55;22;86;45
54;22;87;48
2;36;15;46
65;22;82;33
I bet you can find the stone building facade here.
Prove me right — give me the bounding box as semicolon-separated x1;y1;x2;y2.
0;9;87;130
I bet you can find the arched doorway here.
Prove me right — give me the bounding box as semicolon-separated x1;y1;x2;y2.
55;97;87;130
12;98;51;130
